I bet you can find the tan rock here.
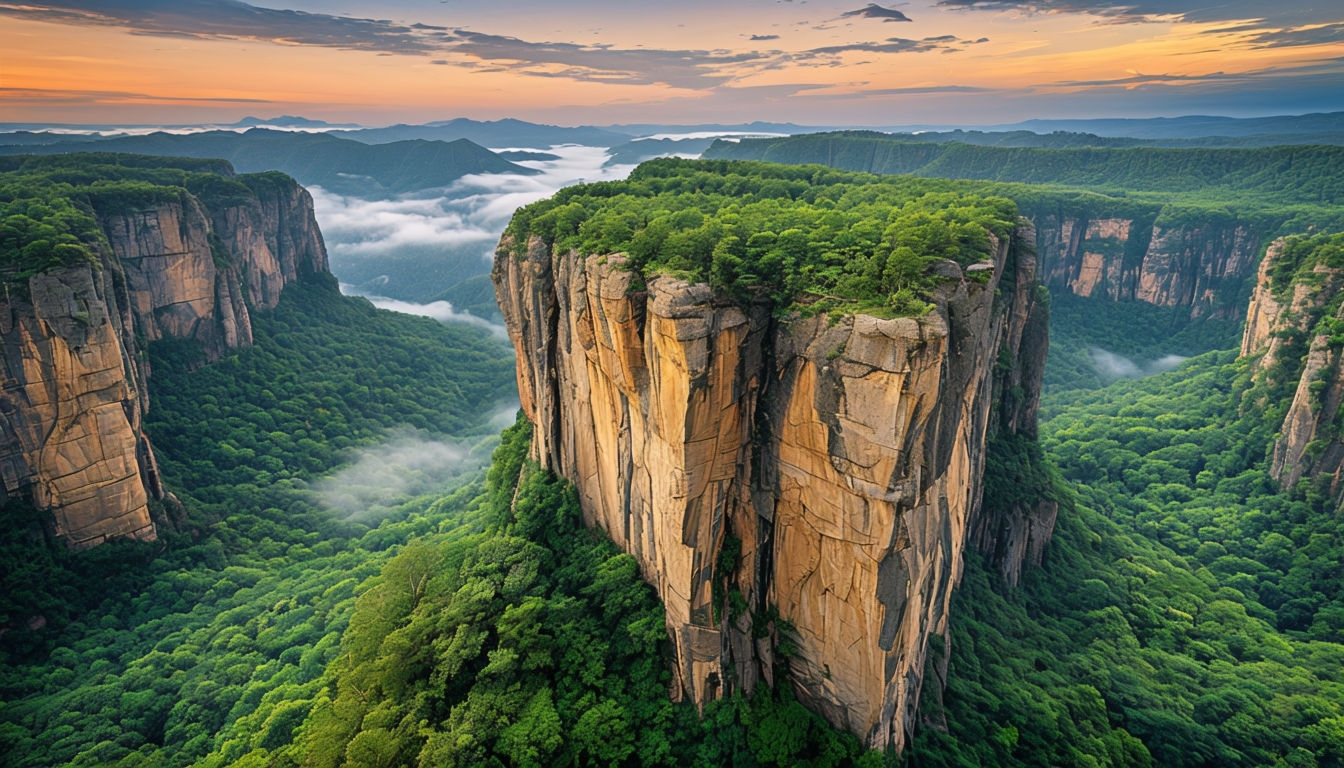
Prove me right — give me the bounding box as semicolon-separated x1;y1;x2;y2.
3;171;329;548
494;219;1051;750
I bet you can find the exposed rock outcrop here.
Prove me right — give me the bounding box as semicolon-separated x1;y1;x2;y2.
1;173;328;548
494;223;1052;750
1241;236;1344;503
1033;212;1260;319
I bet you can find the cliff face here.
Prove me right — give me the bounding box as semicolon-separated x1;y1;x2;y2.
494;225;1051;750
1;176;327;549
1241;237;1344;503
1034;213;1259;319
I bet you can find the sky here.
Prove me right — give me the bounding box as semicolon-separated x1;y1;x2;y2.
3;0;1344;127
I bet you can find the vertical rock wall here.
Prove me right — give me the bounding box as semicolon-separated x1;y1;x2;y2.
1;174;328;548
493;224;1052;750
1241;238;1344;503
1033;212;1260;320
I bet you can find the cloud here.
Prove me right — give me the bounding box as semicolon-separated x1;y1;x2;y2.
345;288;511;339
841;4;914;22
1236;21;1344;48
307;191;497;254
313;429;478;518
934;0;1343;28
751;34;782;41
311;144;638;308
448;29;765;89
0;86;274;106
800;84;994;98
0;0;451;54
0;0;776;91
1047;56;1344;93
1088;347;1187;381
804;36;970;56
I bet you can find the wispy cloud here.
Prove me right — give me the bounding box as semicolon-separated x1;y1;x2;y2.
935;0;1342;28
313;144;636;311
1237;21;1344;48
0;85;274;106
803;36;974;56
1089;348;1186;381
314;429;480;518
0;0;773;90
841;4;914;23
344;290;511;339
1048;56;1344;91
0;0;451;54
448;29;767;88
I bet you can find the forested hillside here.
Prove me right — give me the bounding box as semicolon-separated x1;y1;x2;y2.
3;154;1343;766
0;277;517;765
705;134;1344;204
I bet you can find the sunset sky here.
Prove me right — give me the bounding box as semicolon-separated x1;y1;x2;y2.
4;0;1344;127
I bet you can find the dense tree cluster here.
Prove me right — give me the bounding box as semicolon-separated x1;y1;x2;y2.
0;154;293;281
912;349;1344;767
506;159;1019;314
0;277;515;766
706;134;1344;207
3;155;1344;768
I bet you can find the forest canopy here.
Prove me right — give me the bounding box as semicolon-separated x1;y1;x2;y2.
505;158;1020;315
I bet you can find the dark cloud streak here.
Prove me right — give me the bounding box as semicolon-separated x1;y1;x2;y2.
0;0;768;90
935;0;1342;28
840;4;914;22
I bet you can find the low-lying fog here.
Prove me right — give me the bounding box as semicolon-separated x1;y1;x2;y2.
311;144;638;322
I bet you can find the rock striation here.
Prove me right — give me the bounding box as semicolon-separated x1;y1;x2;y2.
1241;236;1344;504
493;223;1052;750
1;173;327;548
1033;213;1260;319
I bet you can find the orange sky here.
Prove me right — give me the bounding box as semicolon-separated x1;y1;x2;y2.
3;0;1344;126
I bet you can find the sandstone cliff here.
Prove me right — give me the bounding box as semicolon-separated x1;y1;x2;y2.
1;171;328;548
1033;212;1260;320
494;224;1051;750
1241;235;1344;505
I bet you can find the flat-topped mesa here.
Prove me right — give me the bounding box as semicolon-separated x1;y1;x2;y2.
1241;234;1344;505
493;166;1053;750
1;163;328;549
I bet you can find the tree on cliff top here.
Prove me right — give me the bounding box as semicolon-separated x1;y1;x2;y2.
504;158;1018;316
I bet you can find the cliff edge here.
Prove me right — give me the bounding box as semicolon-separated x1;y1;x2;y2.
493;164;1054;749
1;159;327;548
1241;233;1344;505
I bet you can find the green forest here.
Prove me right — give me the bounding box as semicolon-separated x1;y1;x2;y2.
2;155;1343;766
507;158;1020;315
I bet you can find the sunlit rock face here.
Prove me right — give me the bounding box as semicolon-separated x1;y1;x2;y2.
1034;214;1260;319
0;175;328;549
494;222;1052;750
1242;239;1344;505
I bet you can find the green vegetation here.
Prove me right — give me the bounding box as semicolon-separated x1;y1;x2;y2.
507;158;1019;314
705;134;1344;208
281;419;872;768
0;154;296;281
911;350;1344;767
0;132;537;197
0;276;516;766
4;153;1344;768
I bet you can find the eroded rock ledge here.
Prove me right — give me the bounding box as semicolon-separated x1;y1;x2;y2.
1;176;328;548
493;224;1053;750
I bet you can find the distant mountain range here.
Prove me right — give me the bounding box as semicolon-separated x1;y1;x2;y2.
0;129;535;196
5;111;1344;200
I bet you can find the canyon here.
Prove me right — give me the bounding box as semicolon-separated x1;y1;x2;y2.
0;171;327;549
